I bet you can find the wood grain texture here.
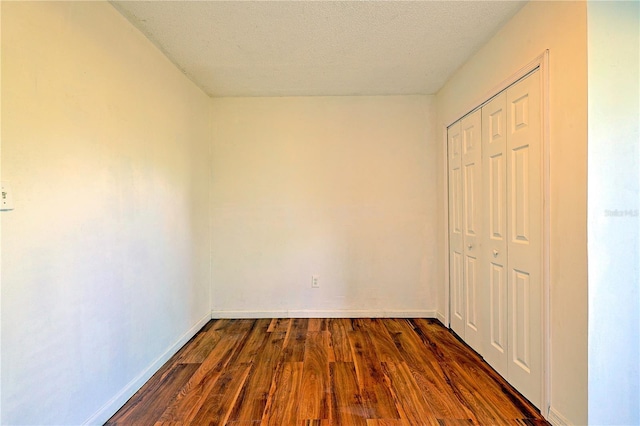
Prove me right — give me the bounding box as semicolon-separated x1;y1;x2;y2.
155;324;252;423
381;361;438;426
261;361;303;425
348;331;399;420
280;318;309;362
107;319;549;426
298;332;331;420
106;363;199;426
230;320;274;421
173;321;221;364
229;323;283;422
328;318;353;362
330;362;367;426
189;364;252;425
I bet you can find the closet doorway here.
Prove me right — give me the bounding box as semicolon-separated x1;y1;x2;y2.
446;58;548;411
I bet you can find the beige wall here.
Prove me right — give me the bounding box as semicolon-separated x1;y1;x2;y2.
210;96;438;317
1;2;211;424
436;1;588;424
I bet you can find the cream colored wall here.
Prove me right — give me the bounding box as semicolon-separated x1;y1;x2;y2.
436;1;588;424
210;96;438;317
1;2;211;424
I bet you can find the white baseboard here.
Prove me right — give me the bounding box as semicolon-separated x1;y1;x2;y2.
547;406;571;426
436;311;447;325
210;309;437;319
82;313;211;425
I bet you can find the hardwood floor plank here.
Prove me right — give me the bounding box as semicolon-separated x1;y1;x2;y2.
410;319;482;364
453;370;506;423
330;362;367;426
299;420;331;426
230;328;286;421
366;420;410;426
436;360;516;424
381;361;439;426
348;331;400;420
328;318;353;362
436;419;475;426
261;362;303;425
384;319;439;363
107;363;199;425
173;322;221;364
298;332;331;420
350;318;369;331
189;364;252;425
108;318;549;426
413;321;541;422
410;321;523;423
108;320;207;423
384;319;473;420
451;358;532;420
267;318;290;334
155;322;254;422
281;318;309;362
366;319;405;364
226;319;271;366
512;419;553;426
212;318;254;333
308;318;327;332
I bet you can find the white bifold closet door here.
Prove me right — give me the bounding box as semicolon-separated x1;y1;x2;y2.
448;121;464;338
481;90;509;378
449;70;542;408
505;70;542;408
448;109;483;354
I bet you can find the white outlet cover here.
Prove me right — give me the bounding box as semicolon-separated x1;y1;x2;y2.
1;182;14;211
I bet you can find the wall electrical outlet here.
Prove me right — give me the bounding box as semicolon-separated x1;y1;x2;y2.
1;182;14;211
311;275;320;288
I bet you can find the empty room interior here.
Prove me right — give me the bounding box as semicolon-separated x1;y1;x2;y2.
1;1;638;425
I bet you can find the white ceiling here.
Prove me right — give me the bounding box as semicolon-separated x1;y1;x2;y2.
111;1;527;97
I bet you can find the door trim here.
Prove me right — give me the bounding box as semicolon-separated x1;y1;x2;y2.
443;50;550;418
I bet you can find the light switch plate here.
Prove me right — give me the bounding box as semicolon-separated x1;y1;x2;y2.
1;182;14;211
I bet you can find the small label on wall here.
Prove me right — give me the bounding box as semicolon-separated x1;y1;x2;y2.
1;182;14;211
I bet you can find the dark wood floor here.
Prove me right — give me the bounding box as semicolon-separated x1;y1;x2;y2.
107;318;548;425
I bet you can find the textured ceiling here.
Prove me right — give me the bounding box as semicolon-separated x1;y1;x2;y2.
111;1;527;97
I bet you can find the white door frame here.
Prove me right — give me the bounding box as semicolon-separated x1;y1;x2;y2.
442;50;550;417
